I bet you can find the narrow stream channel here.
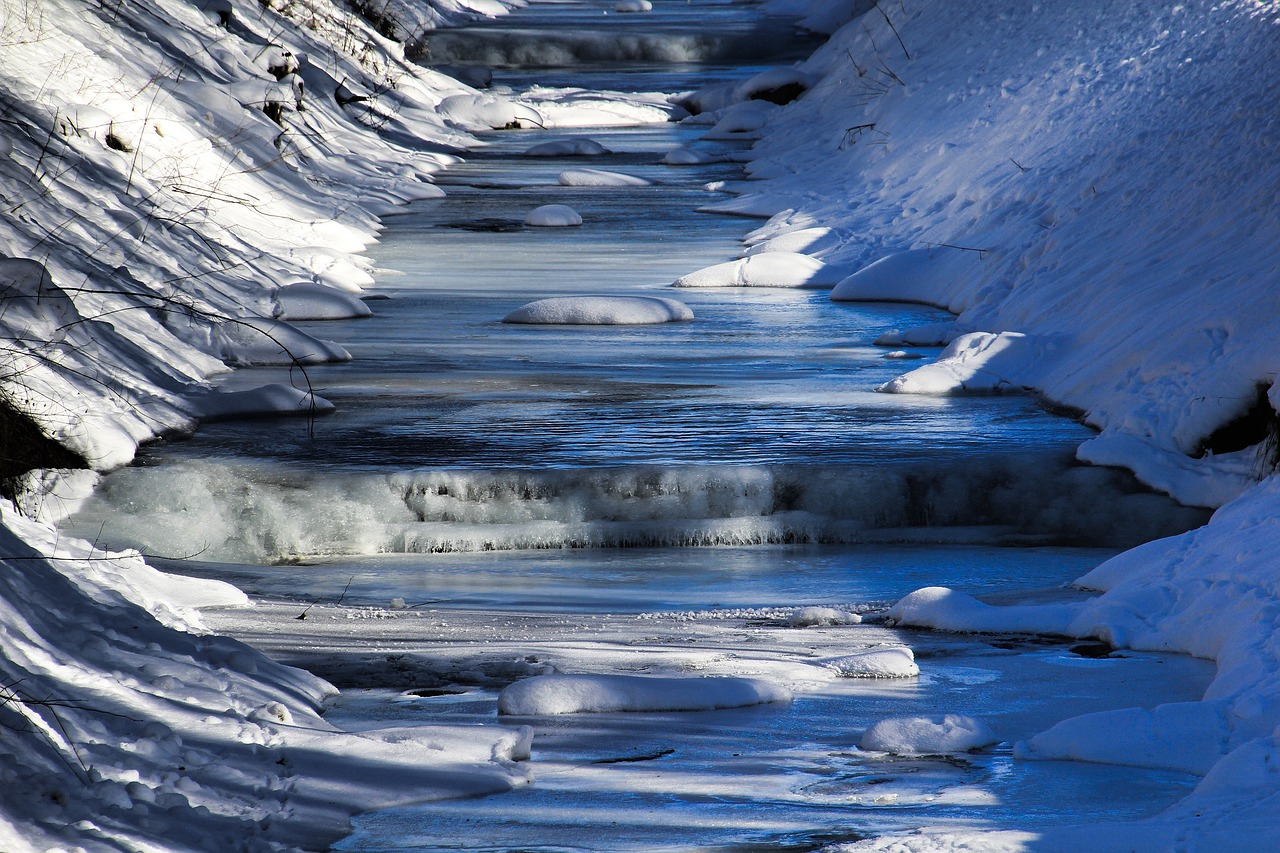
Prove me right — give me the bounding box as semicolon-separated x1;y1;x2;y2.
61;1;1215;848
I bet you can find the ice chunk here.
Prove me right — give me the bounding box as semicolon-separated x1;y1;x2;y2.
861;714;998;754
558;168;651;187
525;204;583;227
503;296;693;325
673;252;846;289
523;137;610;157
822;648;919;678
786;606;862;627
276;283;373;320
497;674;791;715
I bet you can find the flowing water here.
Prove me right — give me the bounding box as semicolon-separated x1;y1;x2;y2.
62;0;1216;848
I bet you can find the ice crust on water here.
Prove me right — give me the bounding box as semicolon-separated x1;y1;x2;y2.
502;296;693;325
525;204;583;227
557;168;651;187
497;674;791;715
860;715;998;754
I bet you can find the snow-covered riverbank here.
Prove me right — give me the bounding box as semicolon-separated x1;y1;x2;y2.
1;0;1278;849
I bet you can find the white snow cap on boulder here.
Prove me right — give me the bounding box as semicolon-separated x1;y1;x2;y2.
614;0;652;11
673;252;847;289
558;168;651;187
525;204;583;227
497;674;791;715
523;137;610;156
830;248;983;307
861;714;998;754
503;296;693;325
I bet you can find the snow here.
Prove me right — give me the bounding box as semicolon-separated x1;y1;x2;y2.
860;714;998;755
822;647;918;679
557;167;651;187
786;605;862;627
276;283;374;320
2;0;1280;847
614;0;652;12
671;252;848;289
497;674;791;716
182;383;336;421
502;295;693;325
523;137;610;157
524;204;583;227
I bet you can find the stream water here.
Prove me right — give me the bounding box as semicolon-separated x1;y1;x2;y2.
62;0;1215;848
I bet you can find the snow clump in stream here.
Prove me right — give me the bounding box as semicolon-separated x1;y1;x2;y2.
558;168;651;187
860;715;999;754
497;674;791;715
503;296;693;324
525;204;584;226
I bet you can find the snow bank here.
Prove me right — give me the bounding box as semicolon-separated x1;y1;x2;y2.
672;252;847;289
503;296;693;325
860;714;998;754
878;332;1034;396
525;204;583;227
558;168;651;187
497;674;791;715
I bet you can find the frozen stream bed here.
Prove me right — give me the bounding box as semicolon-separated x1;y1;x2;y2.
59;0;1220;848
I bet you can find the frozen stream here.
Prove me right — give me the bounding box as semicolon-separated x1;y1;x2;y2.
63;0;1215;848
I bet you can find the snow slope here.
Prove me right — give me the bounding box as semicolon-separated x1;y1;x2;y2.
701;0;1280;848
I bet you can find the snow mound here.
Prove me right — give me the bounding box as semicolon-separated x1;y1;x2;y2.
672;252;846;289
614;0;652;11
276;283;373;320
503;296;693;325
822;648;919;679
663;147;730;165
558;168;651;187
861;714;998;754
182;384;335;422
497;674;791;715
886;586;1078;636
701;101;780;140
743;226;843;258
786;606;862;627
525;204;583;227
523;137;610;156
209;316;351;366
878;332;1033;395
437;94;545;130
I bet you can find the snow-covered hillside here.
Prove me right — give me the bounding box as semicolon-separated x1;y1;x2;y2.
1;0;1279;849
711;1;1280;848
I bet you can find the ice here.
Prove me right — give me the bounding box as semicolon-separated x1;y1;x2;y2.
276;283;373;320
557;167;651;187
671;251;846;289
502;295;693;325
821;647;919;678
524;203;583;226
523;137;610;156
860;714;998;754
497;674;791;715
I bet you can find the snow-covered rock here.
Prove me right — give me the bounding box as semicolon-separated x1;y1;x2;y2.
525;204;583;227
672;252;846;289
558;168;651;187
276;283;374;320
497;674;792;715
503;296;693;325
860;714;998;754
822;647;919;678
524;137;611;157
